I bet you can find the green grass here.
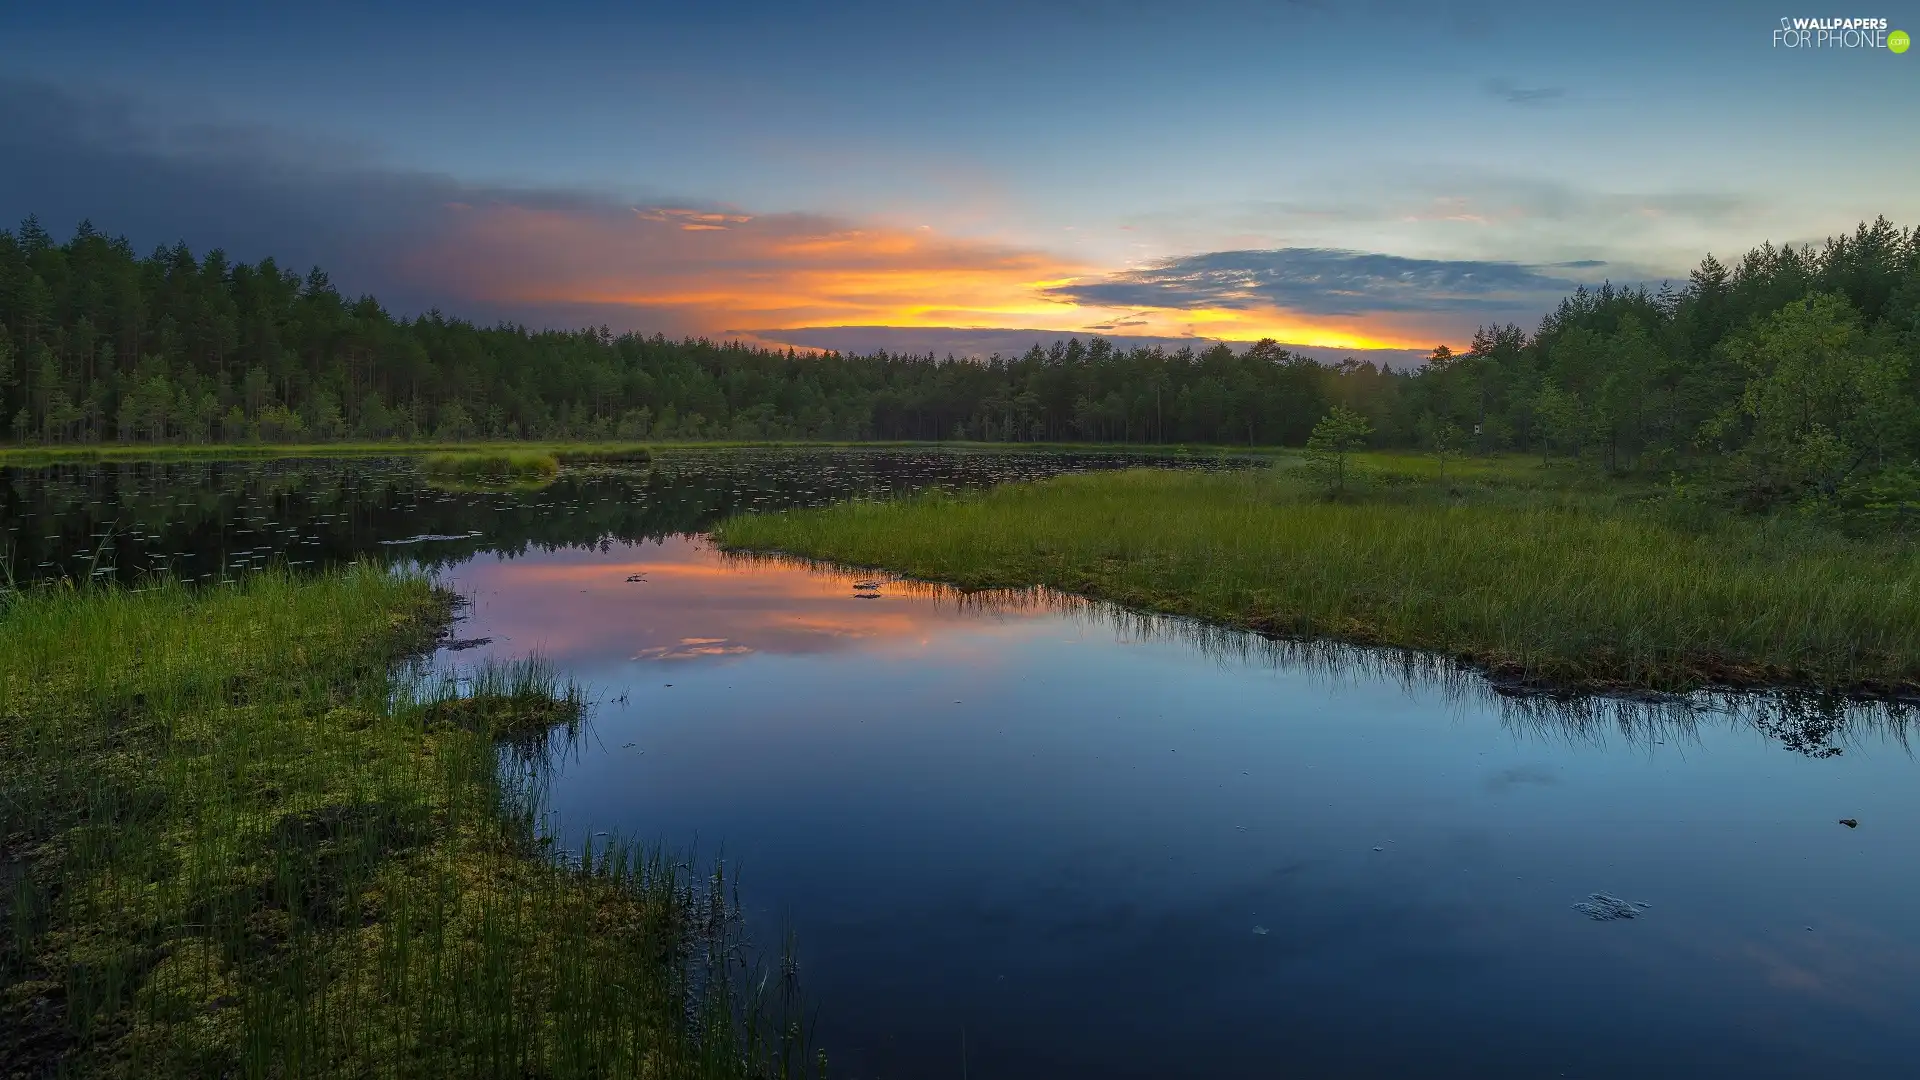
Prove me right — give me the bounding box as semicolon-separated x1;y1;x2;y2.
0;438;1266;468
715;462;1920;693
0;569;815;1078
1289;448;1575;483
420;449;563;484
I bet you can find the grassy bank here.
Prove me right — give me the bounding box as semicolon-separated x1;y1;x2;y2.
0;570;809;1078
716;462;1920;693
0;438;1266;468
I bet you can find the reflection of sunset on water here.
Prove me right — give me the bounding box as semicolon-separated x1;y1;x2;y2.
633;638;756;661
425;520;1920;1080
438;534;1052;669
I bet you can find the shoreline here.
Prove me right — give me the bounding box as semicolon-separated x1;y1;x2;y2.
714;466;1920;697
0;438;1284;468
0;569;803;1076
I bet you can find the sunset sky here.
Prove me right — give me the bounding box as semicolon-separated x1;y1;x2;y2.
2;0;1915;361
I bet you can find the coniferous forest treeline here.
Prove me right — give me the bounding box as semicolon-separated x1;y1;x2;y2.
3;214;1919;510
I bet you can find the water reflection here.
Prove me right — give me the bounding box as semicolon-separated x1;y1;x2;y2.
0;448;1245;585
729;547;1918;760
444;537;972;667
8;450;1919;1077
436;538;1920;1080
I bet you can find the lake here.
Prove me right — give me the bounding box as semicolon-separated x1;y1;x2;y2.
4;449;1916;1078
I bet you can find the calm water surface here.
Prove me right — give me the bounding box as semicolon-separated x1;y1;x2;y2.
5;450;1916;1078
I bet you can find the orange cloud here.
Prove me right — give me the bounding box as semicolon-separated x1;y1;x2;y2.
633;207;755;231
404;201;1437;351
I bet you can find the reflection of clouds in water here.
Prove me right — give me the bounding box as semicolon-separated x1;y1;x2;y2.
1482;765;1558;794
457;539;1918;756
843;572;1919;759
1735;924;1920;1017
442;536;1061;670
773;615;879;640
632;638;755;661
1746;943;1826;994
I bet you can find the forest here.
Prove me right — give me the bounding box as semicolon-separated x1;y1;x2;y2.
2;214;1917;511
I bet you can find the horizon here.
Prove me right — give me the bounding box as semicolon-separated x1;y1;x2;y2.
2;1;1915;360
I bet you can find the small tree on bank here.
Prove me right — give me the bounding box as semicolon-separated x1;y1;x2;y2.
1417;410;1464;482
1305;406;1372;496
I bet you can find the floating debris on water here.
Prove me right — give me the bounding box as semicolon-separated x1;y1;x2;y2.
1575;894;1651;921
380;531;483;545
1839;818;1859;828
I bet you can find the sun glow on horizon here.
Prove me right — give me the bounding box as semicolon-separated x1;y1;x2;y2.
416;202;1450;354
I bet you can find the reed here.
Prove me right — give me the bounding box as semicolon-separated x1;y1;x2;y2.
716;464;1920;693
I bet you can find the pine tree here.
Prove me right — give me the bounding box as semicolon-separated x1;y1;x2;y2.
1305;406;1372;496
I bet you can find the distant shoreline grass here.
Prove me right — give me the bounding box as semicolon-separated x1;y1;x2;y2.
421;449;563;484
0;438;1279;467
715;463;1920;695
0;440;661;467
0;569;808;1077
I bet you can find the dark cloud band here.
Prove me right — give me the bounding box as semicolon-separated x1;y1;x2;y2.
1044;247;1603;317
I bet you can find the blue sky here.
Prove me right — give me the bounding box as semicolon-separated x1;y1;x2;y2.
2;0;1915;356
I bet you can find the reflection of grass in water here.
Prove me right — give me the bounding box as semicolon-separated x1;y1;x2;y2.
716;466;1920;695
0;568;814;1077
8;447;1243;592
421;476;561;494
0;441;657;468
726;547;1915;758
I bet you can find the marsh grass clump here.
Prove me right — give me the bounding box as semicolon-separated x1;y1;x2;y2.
553;445;652;466
716;462;1920;694
420;449;561;485
0;568;815;1078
